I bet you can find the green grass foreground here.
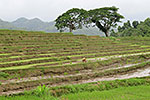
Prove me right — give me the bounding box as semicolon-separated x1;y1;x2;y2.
0;95;57;100
61;85;150;100
1;85;150;100
1;77;150;100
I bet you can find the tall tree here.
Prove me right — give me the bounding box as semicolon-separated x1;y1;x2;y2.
116;18;150;37
87;6;124;37
132;21;139;28
55;8;87;32
123;20;132;29
118;26;124;32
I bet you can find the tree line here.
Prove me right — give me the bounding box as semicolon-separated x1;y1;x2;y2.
55;6;124;37
111;18;150;37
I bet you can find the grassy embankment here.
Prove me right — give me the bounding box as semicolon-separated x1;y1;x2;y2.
1;77;150;100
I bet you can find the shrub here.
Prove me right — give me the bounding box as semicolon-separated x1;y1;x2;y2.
34;85;50;97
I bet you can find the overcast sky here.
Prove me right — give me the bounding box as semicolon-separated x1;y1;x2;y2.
0;0;150;22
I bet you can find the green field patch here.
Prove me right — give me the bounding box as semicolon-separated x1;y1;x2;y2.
1;44;150;60
0;59;75;71
9;53;55;59
130;44;140;47
0;54;10;56
0;48;148;65
1;51;150;71
61;85;150;100
38;53;55;56
140;45;150;48
0;95;56;100
9;56;23;59
0;57;57;65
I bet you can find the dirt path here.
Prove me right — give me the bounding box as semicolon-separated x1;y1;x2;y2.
81;66;150;84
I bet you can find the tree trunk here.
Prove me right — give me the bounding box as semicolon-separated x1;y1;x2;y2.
69;21;74;32
104;31;109;37
69;28;72;32
94;21;109;37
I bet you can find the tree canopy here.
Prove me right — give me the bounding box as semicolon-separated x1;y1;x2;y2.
111;18;150;37
55;7;124;37
87;6;124;37
132;21;139;28
55;8;87;32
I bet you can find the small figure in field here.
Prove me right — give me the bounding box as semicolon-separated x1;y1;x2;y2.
22;47;27;50
82;57;87;62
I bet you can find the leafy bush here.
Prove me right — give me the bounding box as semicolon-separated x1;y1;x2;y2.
33;85;50;97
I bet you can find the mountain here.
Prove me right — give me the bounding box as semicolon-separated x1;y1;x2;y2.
0;19;18;30
12;17;58;32
0;18;104;36
74;27;104;36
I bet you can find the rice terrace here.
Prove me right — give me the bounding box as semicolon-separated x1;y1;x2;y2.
0;29;150;99
1;1;150;100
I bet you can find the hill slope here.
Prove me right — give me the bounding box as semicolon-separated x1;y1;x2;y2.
0;19;18;30
0;18;103;36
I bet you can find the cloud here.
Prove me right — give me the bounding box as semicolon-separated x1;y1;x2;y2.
0;0;150;22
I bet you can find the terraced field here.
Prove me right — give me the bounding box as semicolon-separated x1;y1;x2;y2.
1;30;150;96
